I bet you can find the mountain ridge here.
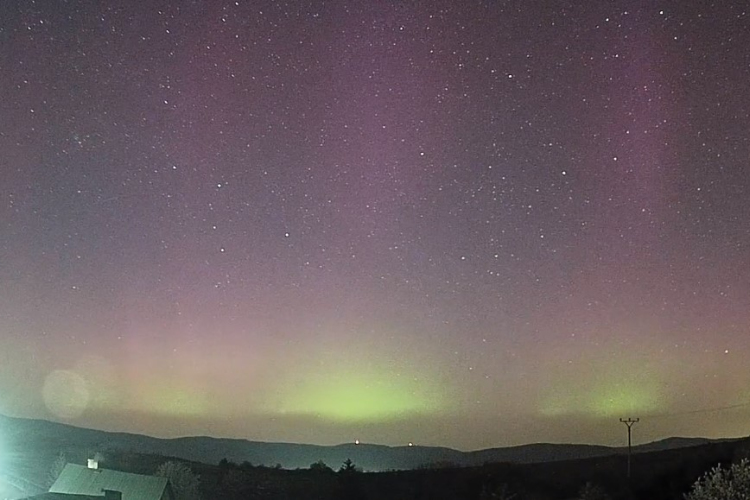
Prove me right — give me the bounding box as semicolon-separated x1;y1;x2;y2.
0;413;740;472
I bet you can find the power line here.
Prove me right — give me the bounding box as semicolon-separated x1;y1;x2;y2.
645;400;750;419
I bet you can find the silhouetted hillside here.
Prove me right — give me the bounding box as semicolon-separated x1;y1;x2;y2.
2;414;750;500
0;414;742;473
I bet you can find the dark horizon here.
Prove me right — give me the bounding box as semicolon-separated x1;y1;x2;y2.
3;408;749;453
3;410;745;469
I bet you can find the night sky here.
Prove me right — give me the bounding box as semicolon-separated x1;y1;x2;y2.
1;1;749;451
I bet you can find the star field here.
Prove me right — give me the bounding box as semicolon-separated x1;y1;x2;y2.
1;1;749;450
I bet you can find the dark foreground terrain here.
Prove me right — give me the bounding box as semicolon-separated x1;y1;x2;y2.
110;437;747;500
1;414;748;500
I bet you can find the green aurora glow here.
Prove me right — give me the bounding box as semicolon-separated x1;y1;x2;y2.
540;374;663;417
268;363;447;422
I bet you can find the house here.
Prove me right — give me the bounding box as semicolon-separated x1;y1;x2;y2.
19;494;102;500
42;463;174;500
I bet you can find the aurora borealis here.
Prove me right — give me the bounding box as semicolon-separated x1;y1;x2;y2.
1;1;749;451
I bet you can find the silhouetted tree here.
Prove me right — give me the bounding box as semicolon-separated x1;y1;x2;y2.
686;459;750;500
337;459;364;500
339;458;359;474
47;452;67;487
156;461;201;500
310;460;334;473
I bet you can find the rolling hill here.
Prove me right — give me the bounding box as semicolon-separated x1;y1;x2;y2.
0;414;737;473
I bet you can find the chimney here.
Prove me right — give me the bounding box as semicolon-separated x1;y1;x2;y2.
87;458;99;470
103;490;121;500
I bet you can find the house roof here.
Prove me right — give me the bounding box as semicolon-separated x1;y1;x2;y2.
22;493;102;500
49;464;169;500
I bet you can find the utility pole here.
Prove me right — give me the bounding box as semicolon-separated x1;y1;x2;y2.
620;418;639;479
